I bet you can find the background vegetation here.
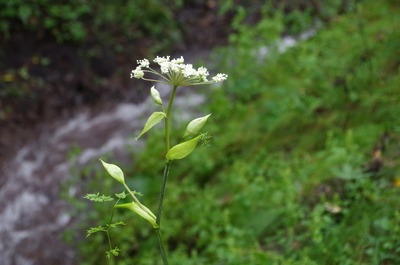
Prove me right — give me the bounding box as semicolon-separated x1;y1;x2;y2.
0;0;356;125
65;0;400;264
2;0;399;264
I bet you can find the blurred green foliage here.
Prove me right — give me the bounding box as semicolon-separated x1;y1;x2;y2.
0;0;90;42
0;0;181;43
68;0;400;264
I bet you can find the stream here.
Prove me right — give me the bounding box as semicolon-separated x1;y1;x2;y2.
0;29;316;265
0;85;206;265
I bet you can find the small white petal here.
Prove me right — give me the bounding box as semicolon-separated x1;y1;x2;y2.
131;68;144;79
212;73;228;82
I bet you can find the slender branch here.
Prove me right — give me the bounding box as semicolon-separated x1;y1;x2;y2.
106;198;120;265
123;183;141;205
157;85;177;226
156;161;171;225
154;85;178;265
165;85;178;151
156;228;169;265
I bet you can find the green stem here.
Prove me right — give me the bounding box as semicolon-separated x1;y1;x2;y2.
106;198;120;265
154;85;178;265
156;162;171;225
154;160;171;265
156;229;169;265
165;85;178;151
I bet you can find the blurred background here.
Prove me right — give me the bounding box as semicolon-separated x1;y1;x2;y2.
0;0;399;264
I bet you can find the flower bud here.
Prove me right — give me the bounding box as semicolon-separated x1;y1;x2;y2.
115;202;158;228
150;86;162;105
183;114;211;138
100;159;125;185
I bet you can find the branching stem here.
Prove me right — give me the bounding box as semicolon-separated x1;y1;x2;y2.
155;85;178;265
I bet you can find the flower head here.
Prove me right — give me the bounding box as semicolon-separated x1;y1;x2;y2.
131;68;144;79
130;55;228;87
212;73;228;82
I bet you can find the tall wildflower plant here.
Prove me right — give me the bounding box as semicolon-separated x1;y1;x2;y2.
84;56;227;264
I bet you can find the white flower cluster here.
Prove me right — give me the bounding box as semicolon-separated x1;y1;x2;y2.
130;56;228;87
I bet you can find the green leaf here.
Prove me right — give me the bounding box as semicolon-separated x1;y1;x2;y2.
84;193;114;202
184;113;211;138
106;247;121;259
107;221;126;229
86;221;126;238
100;159;125;184
166;135;201;161
115;202;158;228
86;225;107;237
115;191;127;199
136;111;166;140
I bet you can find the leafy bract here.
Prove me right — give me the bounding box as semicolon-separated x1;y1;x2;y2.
100;159;125;184
115;202;158;228
84;193;114;202
184;113;211;138
115;191;127;199
166;135;201;161
136;112;166;140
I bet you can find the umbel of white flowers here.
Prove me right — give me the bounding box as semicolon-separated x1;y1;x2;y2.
130;56;228;87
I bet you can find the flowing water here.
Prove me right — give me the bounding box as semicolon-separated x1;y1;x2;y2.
0;87;205;265
0;30;317;265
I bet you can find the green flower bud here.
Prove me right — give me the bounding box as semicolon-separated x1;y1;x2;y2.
150;86;162;105
115;202;158;228
100;159;125;185
184;114;211;138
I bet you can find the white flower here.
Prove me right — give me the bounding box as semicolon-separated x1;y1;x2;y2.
171;56;184;64
182;64;197;77
137;59;149;68
154;56;170;65
169;61;182;73
131;68;144;79
131;55;228;87
212;73;228;82
159;62;170;74
197;67;209;81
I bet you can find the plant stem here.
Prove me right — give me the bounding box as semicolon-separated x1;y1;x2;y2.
156;161;171;225
165;85;178;151
156;229;169;265
155;161;171;265
154;85;178;265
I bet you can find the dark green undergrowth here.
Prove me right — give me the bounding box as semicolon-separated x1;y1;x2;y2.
68;0;400;264
0;0;181;44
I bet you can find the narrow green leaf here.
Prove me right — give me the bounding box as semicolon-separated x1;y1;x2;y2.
166;135;201;161
107;221;126;229
100;159;125;184
84;193;114;202
115;191;127;199
136;112;166;140
86;225;107;237
106;247;121;258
